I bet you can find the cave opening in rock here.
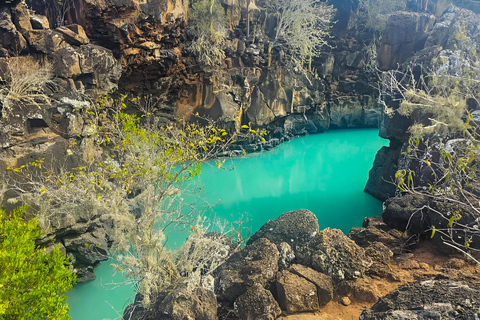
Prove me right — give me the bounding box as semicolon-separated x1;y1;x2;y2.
27;118;49;133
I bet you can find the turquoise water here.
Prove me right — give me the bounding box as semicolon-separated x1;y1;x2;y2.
67;128;387;319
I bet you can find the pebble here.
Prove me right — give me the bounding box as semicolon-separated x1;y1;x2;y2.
341;297;351;306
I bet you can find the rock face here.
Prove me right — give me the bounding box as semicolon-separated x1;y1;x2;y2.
366;5;480;201
360;280;480;320
378;12;436;70
0;3;121;281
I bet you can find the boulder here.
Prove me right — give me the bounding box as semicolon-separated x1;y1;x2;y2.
349;216;407;254
276;270;319;313
234;284;282;320
360;280;480;319
0;7;28;55
297;228;372;283
48;44;122;95
214;238;279;302
155;285;217;320
25;29;68;54
289;264;333;306
364;242;394;277
30;14;49;30
247;209;319;250
10;1;32;35
56;25;90;46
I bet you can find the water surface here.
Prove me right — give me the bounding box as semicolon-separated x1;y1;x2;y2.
67;128;387;319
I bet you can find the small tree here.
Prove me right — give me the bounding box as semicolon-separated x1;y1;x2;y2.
265;0;336;70
0;206;75;319
188;0;228;66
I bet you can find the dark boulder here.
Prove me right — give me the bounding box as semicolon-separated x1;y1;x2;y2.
234;284;282;320
0;7;28;55
155;285;217;320
247;209;319;250
349;216;410;254
360;280;480;320
289;264;333;306
275;270;319;314
214;238;279;302
296;228;372;283
56;25;90;46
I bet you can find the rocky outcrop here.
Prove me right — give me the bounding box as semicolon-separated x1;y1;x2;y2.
366;4;480;201
360;280;480;319
0;3;122;281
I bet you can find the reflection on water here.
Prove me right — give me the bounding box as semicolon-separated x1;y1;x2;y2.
67;128;387;319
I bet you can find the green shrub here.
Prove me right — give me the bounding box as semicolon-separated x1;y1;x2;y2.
0;206;75;319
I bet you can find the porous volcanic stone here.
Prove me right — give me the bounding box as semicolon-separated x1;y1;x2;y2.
276;270;319;313
289;264;333;306
247;209;319;249
214;238;279;302
296;228;372;283
234;284;282;320
360;280;480;320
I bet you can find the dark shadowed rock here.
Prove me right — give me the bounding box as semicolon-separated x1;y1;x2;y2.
155;285;217;320
247;209;319;250
364;145;401;201
349;216;408;255
360;280;480;320
214;238;279;302
10;1;32;35
0;7;28;55
234;284;282;320
276;270;319;313
378;12;436;70
289;264;333;306
30;14;49;30
382;194;430;234
297;228;371;283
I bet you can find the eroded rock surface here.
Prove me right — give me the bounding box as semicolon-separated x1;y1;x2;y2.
214;238;279;302
360;280;480;320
